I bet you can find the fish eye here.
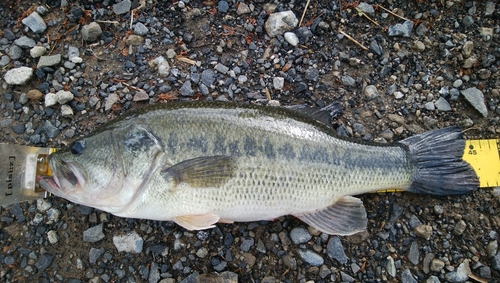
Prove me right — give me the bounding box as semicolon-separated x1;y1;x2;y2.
70;140;85;155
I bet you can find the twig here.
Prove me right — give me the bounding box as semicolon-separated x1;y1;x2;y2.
175;56;197;65
298;0;311;27
95;20;119;24
356;7;379;26
265;87;271;101
130;9;134;30
338;30;368;50
376;5;411;22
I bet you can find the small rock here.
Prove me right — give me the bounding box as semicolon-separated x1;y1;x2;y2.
125;35;144;46
341;76;356;87
166;48;177;59
133;90;149;102
430;259;445;272
453;219;467;235
89;248;105;263
297;249;324;266
445;260;470;283
37;198;52;211
60;105;73;116
11;124;25;134
290;227;312;244
30;46;46;58
22;12;47;33
133;22;148;36
56;90;74;104
485;2;495;16
463;56;477;68
272;77;285;90
327;236;348;264
462;41;473;58
357;2;375;16
305;68;319;81
388;20;413;37
265;11;298;37
44;120;60;138
435;97;451;111
412;40;425;51
113;0;131;15
3;67;33;85
113;231;143;253
0;55;10;67
47;230;59;244
37;54;62;68
408;241;420;265
82;22;102;42
35;254;54;272
424;101;435;111
14;36;36;48
240;237;254;252
215;63;229;74
364;85;378;100
179;80;194;97
461;87;487;117
284;32;299;46
237;2;251;15
83;223;105;243
414;225;433;240
462;15;474;28
479;27;493;41
401;269;417;283
201;69;215;86
104;93;120;111
44;92;57;107
386;256;396;277
218;1;229;13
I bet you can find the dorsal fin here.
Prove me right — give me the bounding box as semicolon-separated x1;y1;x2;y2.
287;102;343;126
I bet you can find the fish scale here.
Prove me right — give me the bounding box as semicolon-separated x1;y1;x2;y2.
39;102;478;235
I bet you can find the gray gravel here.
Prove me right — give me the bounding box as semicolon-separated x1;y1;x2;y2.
1;0;499;282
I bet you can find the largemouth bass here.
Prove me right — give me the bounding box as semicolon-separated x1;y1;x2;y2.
39;102;478;235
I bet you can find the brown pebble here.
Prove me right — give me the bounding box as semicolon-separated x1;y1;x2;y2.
27;89;43;101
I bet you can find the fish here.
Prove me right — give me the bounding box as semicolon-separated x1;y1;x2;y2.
38;102;479;235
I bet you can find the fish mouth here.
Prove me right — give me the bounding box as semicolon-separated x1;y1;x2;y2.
39;155;87;195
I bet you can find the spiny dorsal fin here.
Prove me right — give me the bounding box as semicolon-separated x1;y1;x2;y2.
161;155;237;188
294;196;367;236
287;102;342;127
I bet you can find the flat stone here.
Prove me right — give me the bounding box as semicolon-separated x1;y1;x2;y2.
461;87;487;117
133;90;149;101
37;54;61;68
408;241;420;265
341;75;356;87
0;55;10;67
215;63;229;74
414;224;433;240
462;41;473;58
435;97;451;111
357;2;375;16
14;36;36;48
388;20;413;37
364;85;379;100
44;92;57;107
430;259;445;272
22;12;47;33
218;1;229;13
237;2;251;15
8;45;22;60
35;254;54;272
412;40;425;51
43;120;60;138
273;77;284;90
60;105;74;116
133;22;148;36
327;236;348;264
113;0;131;15
89;247;105;263
401;269;417;283
297;249;324;266
104;93;120;111
290;227;312;244
445;260;470;283
83;223;105;242
386;256;396;277
113;231;143;253
82;22;102;42
67;46;80;60
265;11;298;37
4;67;33;85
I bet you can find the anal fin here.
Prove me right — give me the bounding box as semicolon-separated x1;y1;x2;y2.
173;212;220;230
294;196;367;236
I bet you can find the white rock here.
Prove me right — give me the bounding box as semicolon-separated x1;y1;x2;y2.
105;93;120;111
273;77;285;90
56;90;74;104
158;61;171;76
166;48;177;59
60;105;74;116
113;231;143;253
30;46;46;58
265;11;298;37
3;67;33;85
284;32;299;46
44;92;57;107
71;56;83;63
47;230;59;244
461;87;487;117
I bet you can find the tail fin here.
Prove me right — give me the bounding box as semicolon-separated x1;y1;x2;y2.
400;127;479;195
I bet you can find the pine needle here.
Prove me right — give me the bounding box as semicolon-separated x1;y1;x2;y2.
298;0;311;27
338;30;368;50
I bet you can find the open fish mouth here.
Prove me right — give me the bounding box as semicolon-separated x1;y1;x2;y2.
39;156;87;195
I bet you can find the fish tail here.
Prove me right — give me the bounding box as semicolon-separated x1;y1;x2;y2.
400;126;478;195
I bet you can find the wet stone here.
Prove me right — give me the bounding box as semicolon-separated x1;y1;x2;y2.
290;227;312;244
297;249;324;266
35;254;54;272
83;223;105;243
327;236;348;264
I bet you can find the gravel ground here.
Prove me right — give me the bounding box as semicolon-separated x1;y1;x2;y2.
1;0;500;282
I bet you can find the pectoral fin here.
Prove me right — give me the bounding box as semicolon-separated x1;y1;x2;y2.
294;196;367;236
161;156;236;188
174;213;220;230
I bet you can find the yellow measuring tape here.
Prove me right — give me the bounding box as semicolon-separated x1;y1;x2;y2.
463;139;500;188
